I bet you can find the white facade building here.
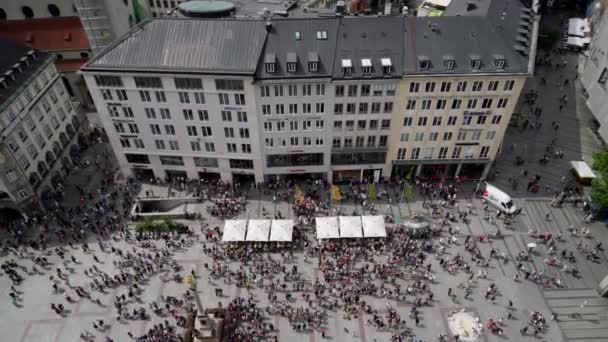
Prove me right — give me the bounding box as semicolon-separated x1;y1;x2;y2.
581;6;608;142
82;0;539;185
0;40;81;210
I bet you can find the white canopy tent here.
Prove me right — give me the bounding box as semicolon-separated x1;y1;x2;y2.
568;18;590;37
222;220;247;242
246;219;271;242
269;219;294;242
339;216;363;238
566;36;590;48
316;216;340;239
361;215;387;238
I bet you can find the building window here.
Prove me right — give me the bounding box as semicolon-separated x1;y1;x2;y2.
17;188;28;200
125;154;150;164
418;117;427;126
424;82;436;93
438;147;448;159
309;62;318;72
155;91;166;102
503;80;515;91
234;94;245;105
101;89;113;100
432;116;442;126
159;155;183;166
230;159;254;169
342;59;352;76
335;85;344;97
94;75;122;87
361;58;372;75
440;82;451;92
444;59;455;70
237;111;248;122
488;81;499;91
471;58;481;69
472;81;483;91
409;82;420;93
287;62;296;73
215;79;244;91
494;59;505;69
139;90;151;102
418;59;430;70
265;62;275;73
481;98;493;109
174;77;203;89
411;148;420;160
134;76;162;88
205;142;215;152
452;147;462;159
491;115;502;125
456;81;467;92
447;116;457;126
224;127;234;138
218;93;229;105
316;30;328;40
155;140;166;150
159;108;171;119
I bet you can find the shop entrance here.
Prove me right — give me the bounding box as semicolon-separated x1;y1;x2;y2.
165;170;188;182
391;165;416;180
132;168;155;182
460;163;486;180
332;170;361;184
198;171;221;182
232;173;255;186
362;169;382;183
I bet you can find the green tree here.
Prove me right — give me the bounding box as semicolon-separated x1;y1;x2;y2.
591;148;608;208
367;183;377;201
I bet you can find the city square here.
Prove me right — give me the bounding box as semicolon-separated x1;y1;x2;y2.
1;0;608;342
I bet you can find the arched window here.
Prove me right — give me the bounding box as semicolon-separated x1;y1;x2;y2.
21;6;34;19
48;4;61;17
0;8;7;20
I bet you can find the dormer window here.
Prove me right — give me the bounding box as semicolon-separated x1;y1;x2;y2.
361;58;372;75
286;52;297;73
493;55;505;69
316;30;328;40
443;55;455;70
341;59;352;76
418;56;430;70
381;58;392;75
264;53;276;73
308;52;319;72
470;54;481;69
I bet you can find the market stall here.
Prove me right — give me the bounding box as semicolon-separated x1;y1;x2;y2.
571;160;596;185
361;215;387;238
316;216;340;240
338;216;363;238
246;219;271;242
222;220;247;242
269;219;294;242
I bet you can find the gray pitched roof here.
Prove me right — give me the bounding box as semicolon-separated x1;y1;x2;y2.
403;0;536;75
82;18;267;75
332;16;405;80
255;18;340;79
0;39;49;107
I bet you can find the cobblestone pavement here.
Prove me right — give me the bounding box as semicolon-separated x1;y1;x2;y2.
2;186;608;342
490;49;603;199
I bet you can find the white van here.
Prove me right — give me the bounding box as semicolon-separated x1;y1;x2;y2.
481;182;517;214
